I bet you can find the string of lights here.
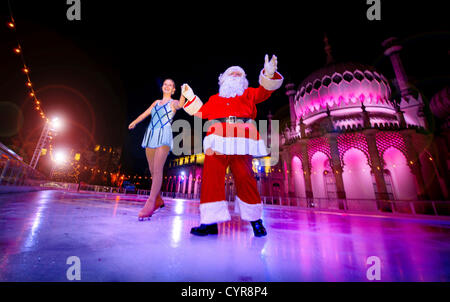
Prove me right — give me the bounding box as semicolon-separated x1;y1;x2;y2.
6;0;48;121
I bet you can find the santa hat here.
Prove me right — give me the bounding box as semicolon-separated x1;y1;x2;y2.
218;66;246;86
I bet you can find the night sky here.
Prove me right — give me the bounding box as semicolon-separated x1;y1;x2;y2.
0;0;448;175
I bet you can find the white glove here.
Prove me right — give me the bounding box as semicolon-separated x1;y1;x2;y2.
181;83;203;115
181;83;195;101
264;54;278;78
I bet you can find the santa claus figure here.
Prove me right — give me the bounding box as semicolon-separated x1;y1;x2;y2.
182;55;283;236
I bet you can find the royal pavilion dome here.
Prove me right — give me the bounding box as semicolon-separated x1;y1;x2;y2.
429;86;450;130
294;36;395;126
429;86;450;120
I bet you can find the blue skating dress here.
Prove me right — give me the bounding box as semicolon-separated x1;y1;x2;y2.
141;100;175;151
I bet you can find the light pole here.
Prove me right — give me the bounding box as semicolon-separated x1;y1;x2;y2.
254;159;261;182
30;117;63;169
50;149;67;180
180;171;185;195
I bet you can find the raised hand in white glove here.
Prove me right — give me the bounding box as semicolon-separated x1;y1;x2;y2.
181;83;203;115
264;54;278;79
181;83;195;101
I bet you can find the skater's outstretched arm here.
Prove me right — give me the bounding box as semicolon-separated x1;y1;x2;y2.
128;100;158;129
170;94;186;111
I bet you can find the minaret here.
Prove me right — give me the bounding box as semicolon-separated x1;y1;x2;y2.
361;103;371;128
323;33;335;65
299;117;306;138
285;83;297;131
382;37;426;128
323;34;335;133
325;106;334;132
382;37;412;97
394;103;407;128
267;110;273;147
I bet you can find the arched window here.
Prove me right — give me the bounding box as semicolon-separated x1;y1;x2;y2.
310;151;333;199
383;147;417;200
371;170;395;200
323;170;337;199
341;147;375;199
271;182;281;205
291;156;306;198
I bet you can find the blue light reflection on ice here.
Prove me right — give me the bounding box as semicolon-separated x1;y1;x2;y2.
22;191;51;250
170;199;185;247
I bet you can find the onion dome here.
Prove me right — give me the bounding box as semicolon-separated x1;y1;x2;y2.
429;86;450;120
295;61;394;124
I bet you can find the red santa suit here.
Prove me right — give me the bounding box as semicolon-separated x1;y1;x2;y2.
184;69;284;224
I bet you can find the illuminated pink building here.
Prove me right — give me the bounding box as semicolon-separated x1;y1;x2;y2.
279;36;449;208
163;36;449;213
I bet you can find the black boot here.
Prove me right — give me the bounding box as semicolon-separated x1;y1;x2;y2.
190;223;218;236
250;219;267;237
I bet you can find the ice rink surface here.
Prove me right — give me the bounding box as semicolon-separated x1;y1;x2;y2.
0;190;449;281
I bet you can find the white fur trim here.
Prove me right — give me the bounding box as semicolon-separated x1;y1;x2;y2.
234;199;240;214
236;196;262;221
219;66;246;86
259;70;284;91
183;95;203;115
200;201;231;224
203;134;268;156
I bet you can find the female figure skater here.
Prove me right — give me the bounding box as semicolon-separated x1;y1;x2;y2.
128;79;185;220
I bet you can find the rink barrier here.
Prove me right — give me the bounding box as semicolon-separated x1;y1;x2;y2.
26;179;450;218
160;191;200;200
0;143;46;187
2;168;449;218
259;196;450;218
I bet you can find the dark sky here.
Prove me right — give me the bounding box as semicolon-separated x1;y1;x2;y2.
0;0;448;174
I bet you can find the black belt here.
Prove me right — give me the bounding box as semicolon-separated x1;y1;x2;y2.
214;116;254;124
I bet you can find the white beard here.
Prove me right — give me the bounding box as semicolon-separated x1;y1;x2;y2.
219;75;249;98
